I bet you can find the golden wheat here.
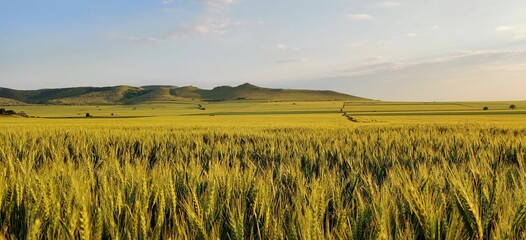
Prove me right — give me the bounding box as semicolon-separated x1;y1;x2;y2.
0;123;525;239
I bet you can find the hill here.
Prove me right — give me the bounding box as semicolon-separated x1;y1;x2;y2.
181;83;357;101
0;97;28;106
0;83;366;105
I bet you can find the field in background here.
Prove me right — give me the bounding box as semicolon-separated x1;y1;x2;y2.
3;99;526;125
1;100;526;239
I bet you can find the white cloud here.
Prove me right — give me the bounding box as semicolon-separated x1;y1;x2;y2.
376;40;392;49
392;33;418;38
275;58;309;64
335;49;526;77
408;50;526;67
364;56;387;63
108;32;164;44
374;2;401;8
124;37;163;44
172;0;239;36
200;0;239;13
347;41;368;48
495;26;515;31
170;18;263;38
336;57;407;76
122;0;262;43
492;25;526;41
276;43;299;51
347;40;391;50
276;43;288;50
349;14;374;21
493;26;526;39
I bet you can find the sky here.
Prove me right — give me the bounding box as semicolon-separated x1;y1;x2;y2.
1;0;525;101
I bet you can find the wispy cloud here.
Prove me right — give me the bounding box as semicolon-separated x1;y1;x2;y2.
123;37;163;44
335;56;406;76
373;2;401;8
495;26;515;31
201;0;239;13
276;43;288;50
123;0;262;43
347;41;368;48
168;0;241;37
275;58;308;64
335;49;526;77
375;40;392;48
107;32;164;45
347;40;392;50
493;26;526;39
276;43;299;51
348;14;374;21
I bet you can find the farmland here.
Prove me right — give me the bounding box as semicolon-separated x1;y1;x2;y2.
1;100;526;239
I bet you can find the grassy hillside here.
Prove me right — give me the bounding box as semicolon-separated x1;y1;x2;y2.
171;83;364;101
49;86;144;105
0;83;364;105
121;87;182;104
0;97;27;106
0;86;116;104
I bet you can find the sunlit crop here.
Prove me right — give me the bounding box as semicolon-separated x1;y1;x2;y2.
1;121;525;239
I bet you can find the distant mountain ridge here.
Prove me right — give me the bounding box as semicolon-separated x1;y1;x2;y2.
0;83;366;105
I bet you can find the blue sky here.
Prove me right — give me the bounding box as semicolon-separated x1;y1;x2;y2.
1;0;525;100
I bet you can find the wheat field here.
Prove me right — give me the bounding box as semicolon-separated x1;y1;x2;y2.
1;114;526;239
1;101;526;239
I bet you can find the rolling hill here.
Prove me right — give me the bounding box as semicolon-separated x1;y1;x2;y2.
0;83;366;105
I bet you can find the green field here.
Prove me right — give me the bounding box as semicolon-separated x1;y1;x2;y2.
3;100;526;124
1;100;526;239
